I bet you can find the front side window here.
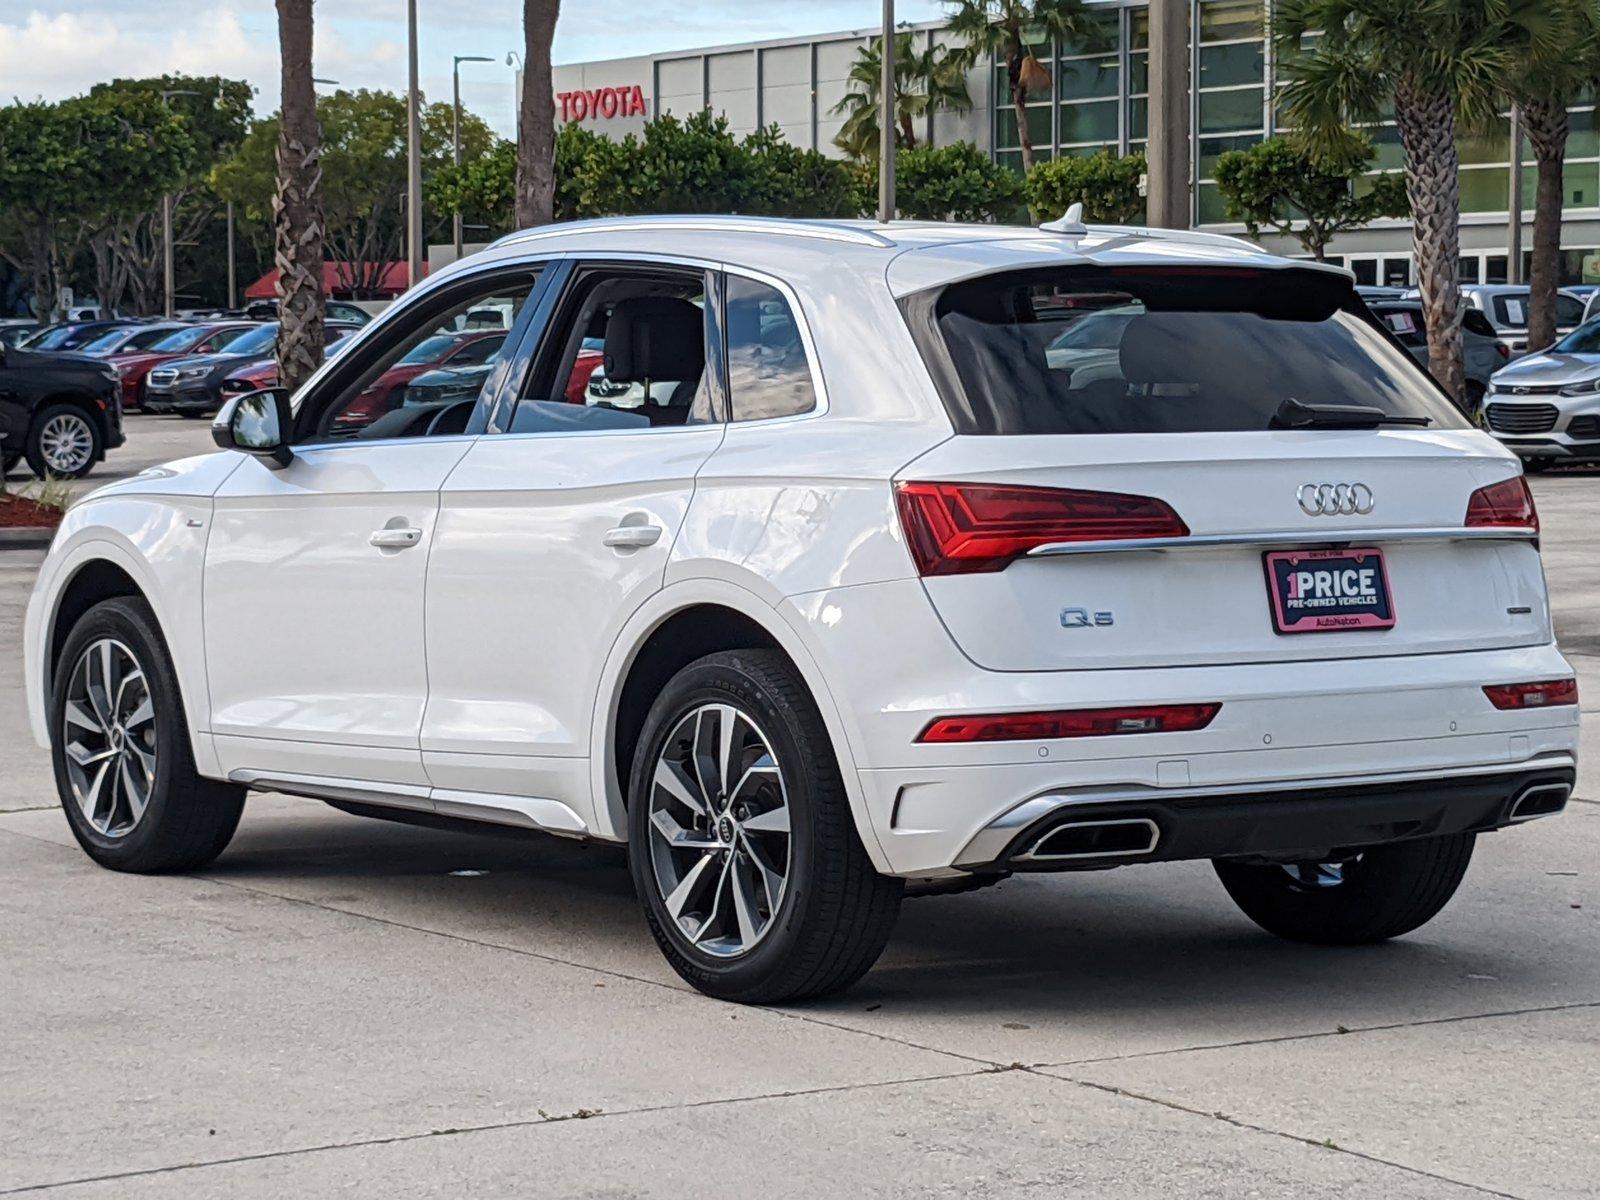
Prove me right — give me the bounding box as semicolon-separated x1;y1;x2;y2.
225;324;280;357
1552;319;1600;354
917;266;1466;435
294;272;537;443
725;276;817;422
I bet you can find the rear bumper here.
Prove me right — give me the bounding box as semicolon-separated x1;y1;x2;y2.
783;579;1581;876
953;760;1575;873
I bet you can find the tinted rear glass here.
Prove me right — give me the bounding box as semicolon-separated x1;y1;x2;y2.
919;267;1465;435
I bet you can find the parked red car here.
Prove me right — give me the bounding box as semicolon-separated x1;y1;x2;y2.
331;330;507;428
108;322;258;409
216;328;361;401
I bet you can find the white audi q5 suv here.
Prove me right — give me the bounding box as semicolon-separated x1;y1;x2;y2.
25;215;1580;1002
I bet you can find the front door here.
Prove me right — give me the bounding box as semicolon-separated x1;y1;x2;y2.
421;260;726;824
204;267;546;789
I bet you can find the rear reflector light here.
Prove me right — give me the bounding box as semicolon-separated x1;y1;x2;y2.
1482;679;1578;710
895;481;1189;576
917;703;1221;743
1465;476;1538;532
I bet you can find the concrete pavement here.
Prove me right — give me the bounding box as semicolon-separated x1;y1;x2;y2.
1;419;1596;1197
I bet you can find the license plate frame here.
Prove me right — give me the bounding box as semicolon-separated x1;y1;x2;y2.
1263;547;1396;635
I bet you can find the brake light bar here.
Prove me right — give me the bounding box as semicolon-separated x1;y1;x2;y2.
895;481;1189;576
1482;679;1577;710
917;703;1221;743
1465;476;1538;533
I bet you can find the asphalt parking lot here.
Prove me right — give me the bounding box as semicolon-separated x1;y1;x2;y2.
2;416;1596;1198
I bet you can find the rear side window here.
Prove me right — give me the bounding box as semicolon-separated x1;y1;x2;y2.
725;276;817;422
1462;310;1497;338
914;267;1466;435
1376;307;1426;347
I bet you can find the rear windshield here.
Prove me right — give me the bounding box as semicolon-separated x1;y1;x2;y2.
916;267;1465;435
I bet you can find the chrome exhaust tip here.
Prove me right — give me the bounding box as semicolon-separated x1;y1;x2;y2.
1508;781;1571;823
1017;817;1161;862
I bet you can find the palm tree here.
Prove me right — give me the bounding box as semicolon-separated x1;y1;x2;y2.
1504;0;1599;350
831;30;973;161
273;0;325;396
946;0;1103;173
1275;0;1563;402
515;1;561;228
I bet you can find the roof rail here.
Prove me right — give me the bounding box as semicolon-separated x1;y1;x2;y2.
493;214;897;250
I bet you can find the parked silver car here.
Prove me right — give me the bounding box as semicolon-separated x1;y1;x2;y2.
1461;285;1586;357
1367;301;1508;414
1483;317;1600;469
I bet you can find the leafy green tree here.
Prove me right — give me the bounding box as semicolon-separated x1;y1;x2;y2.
215;89;498;297
946;0;1104;172
1025;151;1147;224
742;126;865;217
1502;0;1600;349
831;29;973;160
0;92;193;317
1211;136;1408;261
859;141;1024;221
1275;0;1563;400
83;75;254;314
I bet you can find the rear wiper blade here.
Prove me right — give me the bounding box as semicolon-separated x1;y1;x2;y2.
1270;397;1431;429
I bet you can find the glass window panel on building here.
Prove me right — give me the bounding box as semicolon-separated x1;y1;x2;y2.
1460;167;1510;213
1199;41;1265;89
1060;9;1120;57
1059;99;1120;144
995;102;1055;152
1199;87;1264;136
1199;0;1265;42
1058;55;1119;101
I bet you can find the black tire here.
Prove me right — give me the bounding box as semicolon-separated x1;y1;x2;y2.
2;450;20;476
627;649;902;1003
26;402;101;479
1214;833;1475;945
51;596;245;873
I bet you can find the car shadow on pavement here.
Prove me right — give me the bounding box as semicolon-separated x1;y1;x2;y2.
194;798;1579;1031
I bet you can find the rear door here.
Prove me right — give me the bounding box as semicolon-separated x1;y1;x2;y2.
897;264;1548;672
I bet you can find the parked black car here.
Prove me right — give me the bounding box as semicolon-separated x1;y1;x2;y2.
21;320;142;354
143;320;360;416
0;344;125;478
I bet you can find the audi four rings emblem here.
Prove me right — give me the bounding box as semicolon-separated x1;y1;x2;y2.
1297;482;1375;516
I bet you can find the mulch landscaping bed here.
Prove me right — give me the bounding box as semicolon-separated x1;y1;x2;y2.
0;493;64;531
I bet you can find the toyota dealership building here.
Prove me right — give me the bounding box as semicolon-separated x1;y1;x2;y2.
551;0;1600;288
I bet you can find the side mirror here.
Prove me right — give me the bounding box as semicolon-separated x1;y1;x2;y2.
213;388;293;469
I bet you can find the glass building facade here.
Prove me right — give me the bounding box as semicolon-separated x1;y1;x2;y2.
552;1;1600;285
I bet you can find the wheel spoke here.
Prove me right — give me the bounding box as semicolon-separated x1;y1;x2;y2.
740;803;790;835
650;806;718;851
654;758;709;818
65;740;116;768
74;760;113;829
715;703;741;799
692;854;735;945
663;850;719;924
729;856;762;947
740;831;786;912
120;757;149;824
123;695;154;731
65;700;103;734
112;668;144;721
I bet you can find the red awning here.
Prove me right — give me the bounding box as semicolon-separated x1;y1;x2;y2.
243;261;423;302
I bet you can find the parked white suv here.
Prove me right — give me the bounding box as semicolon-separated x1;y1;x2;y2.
24;216;1580;1003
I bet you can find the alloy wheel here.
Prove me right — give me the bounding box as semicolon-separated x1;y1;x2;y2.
61;638;157;838
39;412;94;475
647;702;792;958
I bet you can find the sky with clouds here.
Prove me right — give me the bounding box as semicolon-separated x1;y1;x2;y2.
0;2;949;137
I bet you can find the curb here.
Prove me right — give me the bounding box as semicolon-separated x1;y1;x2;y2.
0;528;55;551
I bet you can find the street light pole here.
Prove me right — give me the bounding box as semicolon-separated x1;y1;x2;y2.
158;89;199;318
1508;105;1524;285
878;0;895;223
226;200;237;310
406;0;424;288
452;55;494;261
1146;0;1190;229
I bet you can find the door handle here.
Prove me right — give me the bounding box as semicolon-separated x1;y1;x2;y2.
370;527;423;549
603;524;664;549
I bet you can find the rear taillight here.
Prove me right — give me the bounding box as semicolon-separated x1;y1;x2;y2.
894;481;1189;576
1483;679;1577;710
1465;476;1538;533
917;703;1221;743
